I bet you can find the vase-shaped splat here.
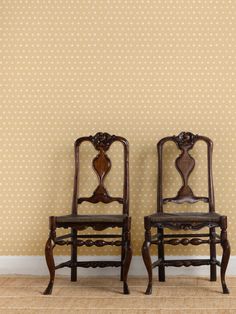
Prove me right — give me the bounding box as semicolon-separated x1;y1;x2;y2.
93;149;111;183
175;148;195;201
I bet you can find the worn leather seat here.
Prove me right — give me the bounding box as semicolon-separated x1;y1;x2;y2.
56;214;128;224
148;212;221;223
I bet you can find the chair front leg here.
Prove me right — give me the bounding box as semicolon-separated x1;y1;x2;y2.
43;216;56;295
220;216;230;294
123;217;132;294
142;220;152;295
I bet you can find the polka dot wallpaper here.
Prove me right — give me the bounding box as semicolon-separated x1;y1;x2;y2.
1;0;235;256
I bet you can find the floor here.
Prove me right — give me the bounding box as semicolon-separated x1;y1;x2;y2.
0;276;236;313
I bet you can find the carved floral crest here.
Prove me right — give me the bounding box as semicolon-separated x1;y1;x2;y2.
174;132;198;150
90;132;115;151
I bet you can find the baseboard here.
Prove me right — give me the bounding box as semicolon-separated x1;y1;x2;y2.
0;255;235;277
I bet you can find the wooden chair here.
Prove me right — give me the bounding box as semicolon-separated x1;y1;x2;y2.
43;132;132;295
142;132;230;294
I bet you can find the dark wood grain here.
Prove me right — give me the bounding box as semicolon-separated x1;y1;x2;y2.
43;216;56;295
142;217;153;295
142;132;230;295
44;132;132;295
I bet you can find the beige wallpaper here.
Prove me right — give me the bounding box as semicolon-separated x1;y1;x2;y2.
1;0;235;257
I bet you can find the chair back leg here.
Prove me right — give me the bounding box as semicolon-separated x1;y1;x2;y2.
158;227;165;282
210;227;217;281
71;228;78;282
120;230;125;281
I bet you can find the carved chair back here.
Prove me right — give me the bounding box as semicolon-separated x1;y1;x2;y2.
71;132;129;215
157;132;215;213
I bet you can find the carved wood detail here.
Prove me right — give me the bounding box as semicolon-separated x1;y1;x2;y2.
156;222;218;230
163;238;209;246
56;239;122;247
142;132;230;295
76;261;121;268
90;132;116;151
78;132;123;204
152;237;221;246
169;132;200;203
174;132;198;150
152;258;221;269
161;132;208;204
163;196;208;204
165;259;215;267
77;224;122;231
44;133;131;295
58;223;123;231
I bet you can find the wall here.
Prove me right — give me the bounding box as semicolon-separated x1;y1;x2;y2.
1;0;235;257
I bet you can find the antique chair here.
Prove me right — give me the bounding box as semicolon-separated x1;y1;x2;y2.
44;132;132;295
142;132;230;294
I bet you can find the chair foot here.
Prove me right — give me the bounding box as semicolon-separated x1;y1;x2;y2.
158;266;165;282
43;281;54;295
123;282;130;294
145;283;152;295
71;267;77;282
222;284;230;294
210;262;217;281
210;275;217;282
120;264;124;281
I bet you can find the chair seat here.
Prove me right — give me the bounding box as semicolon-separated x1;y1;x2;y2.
56;214;127;224
148;212;221;223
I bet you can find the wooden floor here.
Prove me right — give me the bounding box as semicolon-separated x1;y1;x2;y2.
0;276;236;313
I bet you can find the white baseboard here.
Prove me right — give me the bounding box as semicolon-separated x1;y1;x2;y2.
0;255;235;277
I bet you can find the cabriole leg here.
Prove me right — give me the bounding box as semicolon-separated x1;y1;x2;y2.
43;216;56;295
123;217;132;294
142;219;152;295
220;217;230;294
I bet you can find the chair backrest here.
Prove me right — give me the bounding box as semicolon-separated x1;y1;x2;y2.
157;132;215;213
72;132;129;215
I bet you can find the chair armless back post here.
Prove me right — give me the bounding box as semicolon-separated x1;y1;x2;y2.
157;132;215;213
